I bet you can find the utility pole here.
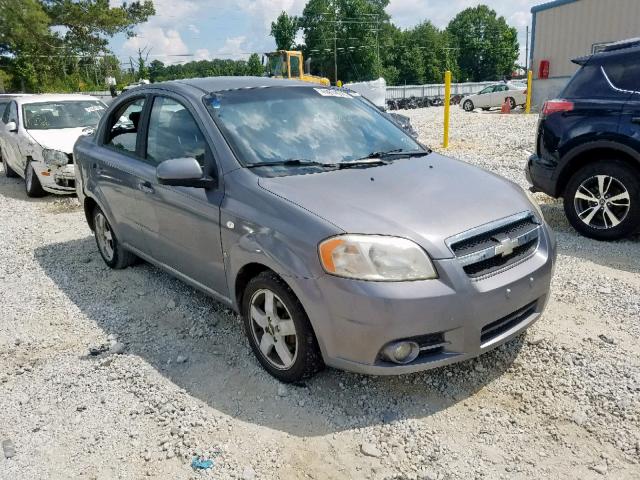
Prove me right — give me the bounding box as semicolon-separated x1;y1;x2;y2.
525;25;529;71
333;1;338;84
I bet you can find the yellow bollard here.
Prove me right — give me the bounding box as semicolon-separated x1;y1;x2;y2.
525;70;533;114
443;70;451;148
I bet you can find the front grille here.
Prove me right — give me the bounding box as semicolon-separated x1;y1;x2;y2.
448;212;540;279
481;301;537;343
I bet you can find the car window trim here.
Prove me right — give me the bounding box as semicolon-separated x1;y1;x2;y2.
147;91;217;176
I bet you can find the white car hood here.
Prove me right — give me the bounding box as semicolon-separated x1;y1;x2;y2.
27;127;89;154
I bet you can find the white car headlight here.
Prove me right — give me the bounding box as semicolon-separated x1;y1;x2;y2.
524;188;544;220
43;149;69;167
319;235;437;281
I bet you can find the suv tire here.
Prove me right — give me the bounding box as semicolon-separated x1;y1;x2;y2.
564;160;640;240
242;271;324;383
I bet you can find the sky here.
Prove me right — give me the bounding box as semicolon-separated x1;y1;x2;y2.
110;0;542;68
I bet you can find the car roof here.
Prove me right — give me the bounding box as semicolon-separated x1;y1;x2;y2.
16;94;100;104
151;76;312;94
573;37;640;65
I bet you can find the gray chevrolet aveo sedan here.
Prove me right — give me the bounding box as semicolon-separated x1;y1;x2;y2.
74;77;556;382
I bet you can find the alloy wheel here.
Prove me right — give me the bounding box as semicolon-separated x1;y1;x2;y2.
95;212;115;261
574;174;631;230
249;288;298;370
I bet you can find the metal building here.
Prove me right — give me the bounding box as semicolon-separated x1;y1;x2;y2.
530;0;640;108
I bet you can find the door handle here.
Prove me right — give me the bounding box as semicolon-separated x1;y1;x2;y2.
138;181;155;194
632;117;640;124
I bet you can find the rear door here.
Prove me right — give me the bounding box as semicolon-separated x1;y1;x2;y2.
492;84;509;107
92;95;159;251
141;94;227;296
474;86;495;108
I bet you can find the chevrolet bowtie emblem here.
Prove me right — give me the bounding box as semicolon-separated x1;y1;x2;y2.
493;234;519;257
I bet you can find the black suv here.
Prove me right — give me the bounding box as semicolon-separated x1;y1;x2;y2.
527;39;640;240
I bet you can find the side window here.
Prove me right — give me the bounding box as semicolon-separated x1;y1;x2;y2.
604;55;640;92
5;101;18;124
105;97;146;154
496;85;508;92
562;63;627;99
479;86;494;95
290;55;301;78
0;102;8;122
146;97;207;167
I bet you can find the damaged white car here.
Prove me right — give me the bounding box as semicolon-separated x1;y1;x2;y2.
0;94;106;196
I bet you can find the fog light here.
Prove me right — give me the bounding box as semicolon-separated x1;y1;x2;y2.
382;341;419;364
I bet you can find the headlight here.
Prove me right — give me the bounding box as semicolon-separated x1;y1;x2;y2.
43;149;69;167
524;188;544;219
318;235;437;281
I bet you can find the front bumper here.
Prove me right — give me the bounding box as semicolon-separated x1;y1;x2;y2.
294;225;556;375
35;161;76;195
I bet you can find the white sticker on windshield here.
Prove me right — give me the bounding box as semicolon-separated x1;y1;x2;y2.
313;88;352;99
85;105;105;113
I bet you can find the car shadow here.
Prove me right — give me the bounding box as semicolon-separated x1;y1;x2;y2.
540;199;640;274
35;236;526;437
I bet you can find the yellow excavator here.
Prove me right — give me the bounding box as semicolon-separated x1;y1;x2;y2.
265;50;330;86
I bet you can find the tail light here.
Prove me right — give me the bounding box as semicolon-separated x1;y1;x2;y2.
542;99;574;117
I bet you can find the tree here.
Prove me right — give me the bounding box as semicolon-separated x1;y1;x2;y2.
0;0;155;91
300;0;391;84
247;53;264;76
270;11;299;51
148;59;165;82
446;5;518;82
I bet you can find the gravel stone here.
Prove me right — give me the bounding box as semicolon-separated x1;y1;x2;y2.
360;442;382;458
2;439;15;459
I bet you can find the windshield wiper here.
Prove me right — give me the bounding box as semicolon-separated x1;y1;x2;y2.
336;159;389;169
246;159;337;169
361;149;432;160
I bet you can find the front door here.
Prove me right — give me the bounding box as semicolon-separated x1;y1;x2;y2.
1;101;23;174
142;95;228;297
94;96;159;251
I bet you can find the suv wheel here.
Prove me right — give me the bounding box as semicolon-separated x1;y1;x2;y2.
242;271;323;382
564;160;640;240
93;207;136;269
463;100;474;112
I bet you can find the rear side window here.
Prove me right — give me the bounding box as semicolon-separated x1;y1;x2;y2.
604;54;640;92
105;97;146;154
562;63;628;99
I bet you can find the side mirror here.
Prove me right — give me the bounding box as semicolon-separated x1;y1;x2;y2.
156;157;215;189
6;121;17;133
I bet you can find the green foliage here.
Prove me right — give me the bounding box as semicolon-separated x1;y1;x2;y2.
271;12;299;51
0;0;154;92
446;5;519;82
247;53;265;76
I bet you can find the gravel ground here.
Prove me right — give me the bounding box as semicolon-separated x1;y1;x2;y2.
1;106;639;480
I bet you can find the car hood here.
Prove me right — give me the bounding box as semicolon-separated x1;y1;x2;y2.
27;127;90;154
258;154;534;259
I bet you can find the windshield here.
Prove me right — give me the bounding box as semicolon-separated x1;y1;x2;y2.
205;87;421;167
22;101;106;130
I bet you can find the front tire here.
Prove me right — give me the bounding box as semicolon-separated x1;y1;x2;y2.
2;151;18;178
92;206;136;269
463;100;474;112
563;160;640;240
242;271;324;383
25;161;46;197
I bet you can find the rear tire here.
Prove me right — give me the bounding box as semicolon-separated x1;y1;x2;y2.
463;100;474;112
242;271;324;383
508;97;516;110
25;161;46;197
563;160;640;240
92;206;136;269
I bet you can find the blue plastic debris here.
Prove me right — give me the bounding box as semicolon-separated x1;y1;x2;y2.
191;457;214;470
